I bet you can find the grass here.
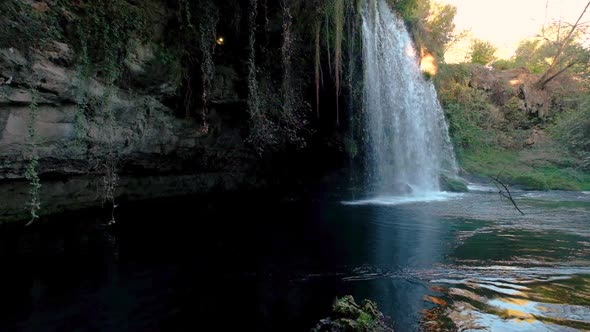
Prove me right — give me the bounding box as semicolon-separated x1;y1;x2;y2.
460;148;590;191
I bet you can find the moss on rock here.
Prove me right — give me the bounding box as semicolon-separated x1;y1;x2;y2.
439;175;468;192
311;295;394;332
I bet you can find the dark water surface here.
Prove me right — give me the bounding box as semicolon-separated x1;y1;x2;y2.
1;187;590;331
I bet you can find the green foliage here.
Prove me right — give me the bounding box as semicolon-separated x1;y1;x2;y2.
397;0;460;58
246;0;324;153
0;0;63;53
25;88;41;224
436;65;500;156
334;0;344;125
512;174;549;191
314;0;353;123
552;97;590;170
198;1;219;128
461;149;590;191
439;175;468;192
73;37;90;152
423;1;457;55
389;0;421;22
434;63;472;87
311;295;391;332
512;39;548;74
512;24;590;79
503;96;529;128
469;39;497;65
444;103;487;156
70;0;147;82
247;69;307;154
133;44;183;90
357;311;375;329
281;0;295;120
491;59;516;70
66;0;143;222
436;63;589;191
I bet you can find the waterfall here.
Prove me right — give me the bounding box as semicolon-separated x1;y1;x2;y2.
361;0;458;196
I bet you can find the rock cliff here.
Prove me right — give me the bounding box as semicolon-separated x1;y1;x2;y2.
0;0;302;222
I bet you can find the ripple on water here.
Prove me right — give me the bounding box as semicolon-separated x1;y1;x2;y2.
422;268;590;331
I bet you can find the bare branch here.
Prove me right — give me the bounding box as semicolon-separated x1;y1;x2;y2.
536;0;590;88
490;171;525;215
538;60;579;86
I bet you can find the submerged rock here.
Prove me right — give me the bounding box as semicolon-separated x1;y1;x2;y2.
311;296;394;332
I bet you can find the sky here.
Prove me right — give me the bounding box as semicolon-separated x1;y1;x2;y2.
438;0;590;62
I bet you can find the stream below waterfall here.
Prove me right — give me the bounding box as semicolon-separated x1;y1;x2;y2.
1;186;590;331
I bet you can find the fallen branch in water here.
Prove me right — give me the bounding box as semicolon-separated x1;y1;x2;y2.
490;170;525;215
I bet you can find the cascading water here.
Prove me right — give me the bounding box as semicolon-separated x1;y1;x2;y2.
361;0;458;197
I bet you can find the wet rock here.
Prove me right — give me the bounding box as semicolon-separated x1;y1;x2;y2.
392;182;413;195
311;296;394;332
439;175;468;192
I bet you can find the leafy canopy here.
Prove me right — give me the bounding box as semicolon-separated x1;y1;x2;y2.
469;39;496;65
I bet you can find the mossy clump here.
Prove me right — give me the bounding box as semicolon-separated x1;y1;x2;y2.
511;174;549;191
439;175;468;192
311;295;394;332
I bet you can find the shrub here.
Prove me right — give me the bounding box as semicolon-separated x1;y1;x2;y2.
552;97;590;170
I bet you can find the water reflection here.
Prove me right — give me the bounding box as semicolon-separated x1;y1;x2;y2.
422;273;590;331
0;189;589;331
343;203;451;330
337;189;590;331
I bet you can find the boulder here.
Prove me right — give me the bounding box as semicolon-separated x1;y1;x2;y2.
439;175;468;192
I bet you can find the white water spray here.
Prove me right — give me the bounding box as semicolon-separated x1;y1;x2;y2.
361;0;457;197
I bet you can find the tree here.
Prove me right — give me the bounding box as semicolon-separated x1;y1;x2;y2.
535;1;590;88
512;39;548;73
399;0;465;59
512;34;590;79
425;2;458;51
469;39;496;65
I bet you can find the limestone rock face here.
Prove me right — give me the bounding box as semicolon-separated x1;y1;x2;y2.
0;36;255;221
0;44;252;176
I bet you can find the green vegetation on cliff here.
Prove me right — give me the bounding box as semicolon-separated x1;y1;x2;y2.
435;63;590;190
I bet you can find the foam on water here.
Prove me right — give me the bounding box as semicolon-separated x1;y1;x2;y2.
467;183;497;192
342;191;463;206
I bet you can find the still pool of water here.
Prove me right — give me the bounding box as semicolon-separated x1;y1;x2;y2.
1;187;590;331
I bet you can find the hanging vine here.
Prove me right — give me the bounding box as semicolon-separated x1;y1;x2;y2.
24;87;41;225
281;0;294;118
177;0;197;119
101;34;121;225
247;0;261;119
315;17;322;118
325;12;332;77
198;1;219;133
72;0;145;224
73;34;90;153
334;0;344;126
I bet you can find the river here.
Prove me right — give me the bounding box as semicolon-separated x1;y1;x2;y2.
1;186;590;331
